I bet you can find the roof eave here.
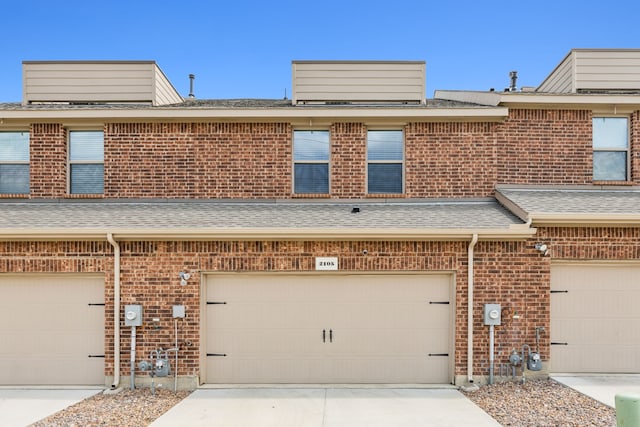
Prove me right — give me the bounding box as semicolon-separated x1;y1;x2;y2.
0;107;509;122
529;214;640;227
0;226;536;242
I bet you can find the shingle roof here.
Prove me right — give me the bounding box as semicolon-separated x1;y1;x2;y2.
0;98;493;111
496;187;640;225
0;199;530;240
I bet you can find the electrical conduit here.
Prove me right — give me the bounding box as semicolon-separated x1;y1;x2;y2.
467;233;478;384
107;233;121;389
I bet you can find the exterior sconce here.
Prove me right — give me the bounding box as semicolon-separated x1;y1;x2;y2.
534;243;550;256
179;271;191;286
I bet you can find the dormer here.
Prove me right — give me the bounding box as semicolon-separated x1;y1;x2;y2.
22;60;183;106
537;49;640;94
291;60;426;105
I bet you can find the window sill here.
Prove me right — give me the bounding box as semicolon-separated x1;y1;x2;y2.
65;194;105;199
291;193;332;199
366;193;405;198
592;180;634;186
0;193;29;199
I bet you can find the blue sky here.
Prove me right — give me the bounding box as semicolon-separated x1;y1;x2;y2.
2;0;640;102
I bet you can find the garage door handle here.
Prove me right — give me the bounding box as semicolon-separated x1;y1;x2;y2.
323;329;326;343
88;354;105;358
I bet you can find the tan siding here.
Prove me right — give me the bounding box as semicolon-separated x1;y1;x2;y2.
575;50;640;91
292;61;426;104
538;49;640;93
537;53;574;93
154;66;183;105
23;61;182;106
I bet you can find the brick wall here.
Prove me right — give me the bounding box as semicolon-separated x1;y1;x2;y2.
497;109;593;185
329;123;367;198
0;238;553;380
632;111;640;185
1;230;638;381
104;123;292;199
405;122;497;197
30;123;67;198
20;109;639;200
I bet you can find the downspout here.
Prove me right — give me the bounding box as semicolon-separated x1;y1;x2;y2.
467;233;479;384
107;233;121;389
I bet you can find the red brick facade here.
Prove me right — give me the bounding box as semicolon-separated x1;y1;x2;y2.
1;106;639;386
17;109;639;200
0;235;615;381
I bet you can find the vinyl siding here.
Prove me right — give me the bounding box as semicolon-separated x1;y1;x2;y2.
292;61;426;104
23;61;181;105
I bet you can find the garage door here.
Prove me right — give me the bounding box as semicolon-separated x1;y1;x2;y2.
205;274;452;384
0;275;104;385
551;264;640;373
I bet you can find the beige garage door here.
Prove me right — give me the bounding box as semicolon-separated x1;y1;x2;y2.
551;264;640;373
205;274;452;384
0;275;104;385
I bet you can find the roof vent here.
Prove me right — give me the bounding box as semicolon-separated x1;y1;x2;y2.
509;71;518;92
188;74;196;99
351;206;360;214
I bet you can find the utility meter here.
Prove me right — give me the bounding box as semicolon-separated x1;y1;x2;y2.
124;304;143;326
483;304;501;326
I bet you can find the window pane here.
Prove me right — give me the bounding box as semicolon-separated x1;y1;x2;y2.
593;117;628;149
294;164;328;193
70;131;104;161
0;132;29;161
294;131;329;161
593;151;627;181
70;164;104;194
368;163;402;194
367;130;403;160
0;164;29;194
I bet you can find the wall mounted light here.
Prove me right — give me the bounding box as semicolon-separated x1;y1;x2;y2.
179;271;191;286
534;243;550;256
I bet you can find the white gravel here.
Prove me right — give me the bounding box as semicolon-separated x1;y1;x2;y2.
29;379;617;426
464;379;616;426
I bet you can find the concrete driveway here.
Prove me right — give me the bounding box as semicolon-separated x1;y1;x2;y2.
552;375;640;407
0;388;101;426
150;388;501;427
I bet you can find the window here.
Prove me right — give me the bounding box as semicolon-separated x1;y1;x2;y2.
367;130;403;194
593;117;629;181
293;130;329;194
69;130;104;194
0;132;29;194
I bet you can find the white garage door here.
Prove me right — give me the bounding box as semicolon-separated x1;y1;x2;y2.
0;275;104;385
551;264;640;373
205;274;453;384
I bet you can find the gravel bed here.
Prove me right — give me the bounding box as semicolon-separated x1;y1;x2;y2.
463;379;616;427
30;388;191;427
29;379;617;426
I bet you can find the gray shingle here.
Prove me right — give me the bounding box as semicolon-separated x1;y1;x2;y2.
0;200;522;232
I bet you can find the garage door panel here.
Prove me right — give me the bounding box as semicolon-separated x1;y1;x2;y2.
551;264;640;373
0;275;104;385
206;274;452;384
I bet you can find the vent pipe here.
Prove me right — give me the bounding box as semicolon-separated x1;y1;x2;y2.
509;71;518;92
188;74;195;99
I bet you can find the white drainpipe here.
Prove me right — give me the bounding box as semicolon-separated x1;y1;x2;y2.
107;233;121;389
467;233;479;384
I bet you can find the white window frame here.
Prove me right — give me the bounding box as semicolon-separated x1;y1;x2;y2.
68;130;104;195
592;116;630;182
0;131;30;194
366;129;405;194
292;129;331;194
